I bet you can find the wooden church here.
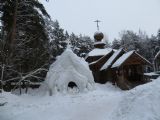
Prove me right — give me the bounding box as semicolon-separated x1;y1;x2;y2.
85;31;151;90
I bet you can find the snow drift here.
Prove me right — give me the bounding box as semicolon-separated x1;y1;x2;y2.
110;77;160;120
45;48;95;95
1;78;160;120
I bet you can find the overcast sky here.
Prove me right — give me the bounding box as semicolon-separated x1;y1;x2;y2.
41;0;160;42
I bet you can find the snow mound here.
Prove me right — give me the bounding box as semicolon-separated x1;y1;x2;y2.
45;49;95;95
110;77;160;120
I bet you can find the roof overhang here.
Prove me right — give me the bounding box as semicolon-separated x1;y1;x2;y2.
112;51;152;69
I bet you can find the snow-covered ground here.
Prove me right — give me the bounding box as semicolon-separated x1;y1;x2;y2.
1;77;160;120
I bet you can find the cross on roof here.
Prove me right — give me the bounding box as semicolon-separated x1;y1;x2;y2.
94;20;101;31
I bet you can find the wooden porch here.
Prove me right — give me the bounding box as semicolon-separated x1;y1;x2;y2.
115;65;148;90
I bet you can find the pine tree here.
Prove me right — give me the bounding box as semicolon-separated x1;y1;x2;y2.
157;29;160;48
69;33;93;57
77;35;93;57
112;39;121;49
0;0;50;92
48;20;67;58
65;31;69;40
120;30;140;51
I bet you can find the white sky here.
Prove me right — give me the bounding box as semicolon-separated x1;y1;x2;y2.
41;0;160;42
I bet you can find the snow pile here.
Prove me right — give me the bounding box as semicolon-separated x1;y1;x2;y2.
110;77;160;120
45;49;95;95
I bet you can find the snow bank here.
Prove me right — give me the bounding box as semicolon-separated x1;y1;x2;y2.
110;77;160;120
144;72;159;76
45;49;95;95
1;78;160;120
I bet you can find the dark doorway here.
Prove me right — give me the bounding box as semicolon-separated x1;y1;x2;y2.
68;81;77;88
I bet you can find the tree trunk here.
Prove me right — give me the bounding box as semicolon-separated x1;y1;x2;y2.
0;64;5;93
9;0;18;55
25;81;29;94
19;82;22;95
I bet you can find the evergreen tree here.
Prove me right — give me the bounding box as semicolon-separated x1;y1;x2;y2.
69;33;79;55
45;19;93;59
120;30;140;51
112;39;121;49
157;29;160;49
69;33;93;57
114;29;159;64
48;20;67;58
0;0;50;91
64;31;69;40
77;35;93;57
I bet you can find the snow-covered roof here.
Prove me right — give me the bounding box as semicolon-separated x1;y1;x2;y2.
112;50;135;68
94;31;103;35
93;41;106;45
135;52;151;65
89;60;98;65
112;50;151;68
101;48;124;70
89;53;108;66
86;48;113;58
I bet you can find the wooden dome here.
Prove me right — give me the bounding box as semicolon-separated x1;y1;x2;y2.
94;31;104;41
